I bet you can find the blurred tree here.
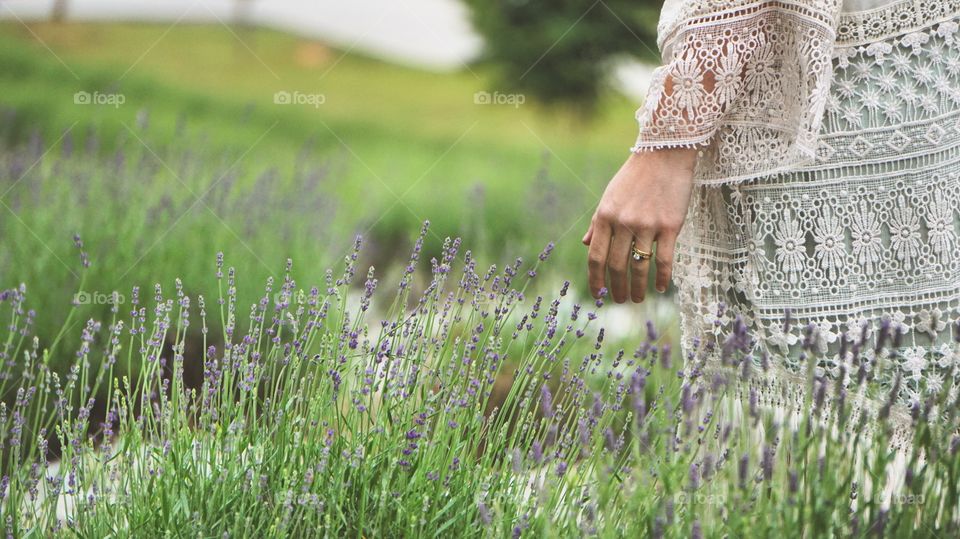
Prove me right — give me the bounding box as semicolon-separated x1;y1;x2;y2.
51;0;68;22
463;0;664;114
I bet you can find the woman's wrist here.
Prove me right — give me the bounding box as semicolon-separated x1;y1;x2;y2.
628;146;699;173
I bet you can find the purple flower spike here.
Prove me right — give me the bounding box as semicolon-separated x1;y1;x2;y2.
478;502;492;525
540;384;554;419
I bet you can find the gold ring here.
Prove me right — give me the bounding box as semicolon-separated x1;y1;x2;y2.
631;244;652;262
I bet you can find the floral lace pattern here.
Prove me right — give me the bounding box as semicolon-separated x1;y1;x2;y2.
648;4;960;446
835;0;960;46
632;1;844;184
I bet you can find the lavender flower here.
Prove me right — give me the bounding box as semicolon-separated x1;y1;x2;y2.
540;384;554;419
478;502;492;526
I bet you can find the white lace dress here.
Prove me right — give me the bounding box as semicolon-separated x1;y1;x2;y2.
633;0;960;444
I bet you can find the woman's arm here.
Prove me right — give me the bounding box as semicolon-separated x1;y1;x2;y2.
584;0;842;303
583;147;697;304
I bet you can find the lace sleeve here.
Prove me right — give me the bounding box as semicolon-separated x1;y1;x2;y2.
632;0;843;185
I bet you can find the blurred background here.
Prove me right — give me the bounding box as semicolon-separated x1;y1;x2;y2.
0;0;675;364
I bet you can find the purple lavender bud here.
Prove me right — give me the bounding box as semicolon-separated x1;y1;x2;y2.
73;233;90;268
873;509;888;536
879;375;902;421
738;453;749;489
577;417;591;451
660;344;672;370
591;392;604;419
546;424;557;447
478;502;492;525
556;461;567;477
531;441;543;464
538;242;554;262
691;521;703;539
681;384;695;415
653;343;673;371
874;318;891;352
702;455;714;481
761;445;774;482
634;395;647;427
540;384;554;418
813;379;827;412
740;355;752;381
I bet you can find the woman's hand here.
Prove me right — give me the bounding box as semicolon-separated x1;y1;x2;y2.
582;148;698;303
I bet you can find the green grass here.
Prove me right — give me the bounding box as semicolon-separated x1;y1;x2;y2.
0;21;639;242
0;21;660;351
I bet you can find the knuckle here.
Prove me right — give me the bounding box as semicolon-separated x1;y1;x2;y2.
660;219;684;234
596;206;616;222
623;216;652;232
588;254;605;268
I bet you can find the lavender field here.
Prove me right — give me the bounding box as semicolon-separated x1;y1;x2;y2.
1;5;960;538
1;222;959;536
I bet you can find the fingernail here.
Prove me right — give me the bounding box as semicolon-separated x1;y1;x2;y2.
656;286;666;293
